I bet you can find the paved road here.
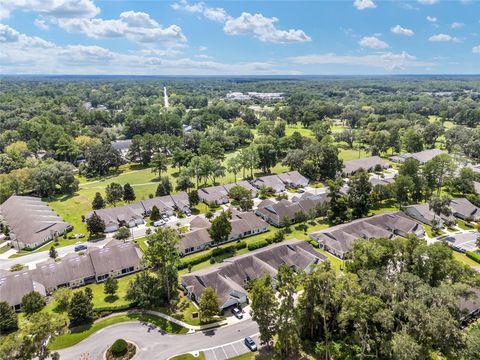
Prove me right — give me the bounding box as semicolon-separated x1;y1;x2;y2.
58;319;259;360
203;334;260;360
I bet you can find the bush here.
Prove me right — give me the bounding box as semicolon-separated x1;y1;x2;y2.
309;240;320;248
111;339;128;356
247;239;269;251
466;251;480;264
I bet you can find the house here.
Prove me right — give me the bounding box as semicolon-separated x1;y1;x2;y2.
389;148;444;164
179;212;269;255
170;192;191;213
0;270;46;311
277;171;309;188
403;203;456;228
0;195;72;249
369;177;395;187
140;196;175;217
444;232;479;253
310;212;425;259
88;204;144;233
252;175;286;193
450;198;480;221
181;240;325;310
223;181;258;198
88;241;144;282
198;186;229;205
458;288;480;328
111;139;132;159
343;156;390;176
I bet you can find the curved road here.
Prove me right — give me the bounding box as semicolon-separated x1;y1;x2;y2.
58;319;259;360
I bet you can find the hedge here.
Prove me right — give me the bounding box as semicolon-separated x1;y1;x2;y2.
179;241;247;269
247;239;269;251
466;251;480;264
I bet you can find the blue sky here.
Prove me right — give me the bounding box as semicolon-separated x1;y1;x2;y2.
0;0;479;75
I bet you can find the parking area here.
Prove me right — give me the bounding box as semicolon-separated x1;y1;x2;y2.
203;334;260;360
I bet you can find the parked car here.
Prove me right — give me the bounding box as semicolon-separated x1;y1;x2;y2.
161;214;169;221
244;336;257;352
154;220;165;227
231;307;243;319
74;243;87;251
185;210;192;217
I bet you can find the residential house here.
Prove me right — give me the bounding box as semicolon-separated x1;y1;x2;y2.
310;212;425;259
459;288;480;328
198;186;229;205
228;211;269;241
475;181;480;195
111;139;132;159
252;175;286;193
0;195;71;249
342;156;390;176
276;171;309;188
0;270;46;311
450;198;480;221
88;204;144;233
223;181;258;198
403;203;456;228
181;240;325;310
390;148;444;164
141;196;176;217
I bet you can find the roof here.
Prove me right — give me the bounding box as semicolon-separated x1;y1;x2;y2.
450;198;480;220
230;212;269;238
475;181;480;195
276;171;309;187
181;240;325;307
253;175;286;192
223;181;257;196
88;242;142;275
111;139;132;151
410;148;444;163
404;203;455;223
369;177;395;187
88;204;144;226
0;270;46;307
458;288;480;314
343;156;390;175
0;195;71;246
198;186;228;204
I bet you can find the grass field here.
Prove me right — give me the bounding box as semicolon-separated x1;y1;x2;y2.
170;352;206;360
49;312;188;350
452;252;480;268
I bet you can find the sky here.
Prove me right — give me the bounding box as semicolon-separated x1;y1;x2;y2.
0;0;479;75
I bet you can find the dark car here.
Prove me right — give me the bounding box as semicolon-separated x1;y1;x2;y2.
231;307;243;319
244;336;257;351
74;244;87;252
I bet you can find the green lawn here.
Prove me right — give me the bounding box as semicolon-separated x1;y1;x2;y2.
452;252;480;268
84;274;134;309
170;352;206;360
339;148;370;161
456;219;474;231
49;312;188;350
0;243;11;254
227;353;255;360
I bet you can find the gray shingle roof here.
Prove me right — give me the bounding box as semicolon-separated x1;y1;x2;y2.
450;198;480;221
88;242;142;275
0;195;71;247
0;270;46;307
343;156;390;175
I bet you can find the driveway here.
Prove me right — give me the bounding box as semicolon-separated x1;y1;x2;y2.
58;319;259;360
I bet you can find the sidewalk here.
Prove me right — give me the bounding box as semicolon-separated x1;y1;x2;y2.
143;309;227;331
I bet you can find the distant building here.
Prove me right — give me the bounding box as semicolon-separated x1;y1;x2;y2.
389;148;444;164
111;139;132;159
342;156;390;176
403;203;456;228
0;270;46;312
458;288;480;328
225;92;284;101
0;196;71;249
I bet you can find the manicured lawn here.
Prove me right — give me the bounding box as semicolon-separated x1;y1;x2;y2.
284;123;314;138
228;353;255;360
456;219;474;230
49;312;188;350
0;243;11;254
452;252;480;268
136;236;149;252
84;274;134;309
170;352;206;360
339;148;370;161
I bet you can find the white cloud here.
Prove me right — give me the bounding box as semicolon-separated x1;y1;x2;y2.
172;1;229;23
428;33;461;42
417;0;439;4
450;22;464;29
426;16;437;22
224;12;311;43
290;51;432;70
353;0;376;10
473;45;480;54
359;36;389;49
203;7;229;23
0;0;100;20
56;11;187;44
198;46;207;51
0;23;54;47
34;18;49;30
391;25;414;36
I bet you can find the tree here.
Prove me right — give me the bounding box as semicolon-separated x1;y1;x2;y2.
0;301;18;333
114;226;130;241
84;143;122;177
49;246;58;259
156;176;172;196
257;143;277;173
21;291;45;315
327;179;350;225
240;146;259;178
144;227;181;304
451;167;476;195
250;276;277;348
52;288;72;312
123;183;136;202
150;205;161;222
86;212;105;235
92;192;105;210
126;272;164;309
198;287;219;323
176;173;194;192
402;127;424;153
226;155;242;182
208;211;232;245
106;182;123;206
393;174;414;208
68;289;95;326
423;154;456;195
348;170;372;219
188;190;200;206
151;152;169;177
228;185;253;211
104;277;119;297
422;121;444;149
399;158;424;202
429;196;452;228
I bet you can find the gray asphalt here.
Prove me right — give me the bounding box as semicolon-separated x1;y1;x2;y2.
58;319;259;360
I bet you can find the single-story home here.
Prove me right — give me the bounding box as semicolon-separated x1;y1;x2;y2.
389;148;444;164
0;195;72;249
458;288;480;328
443;231;479;253
111;139;132;159
223;181;258;198
450;198;480;222
0;270;46;312
403;203;456;228
181;240;325;310
310;212;424;259
252;175;286;193
342;156;390;176
88;204;145;233
198;186;229;205
276;171;309;188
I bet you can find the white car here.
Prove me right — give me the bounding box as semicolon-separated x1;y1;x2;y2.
153;220;165;227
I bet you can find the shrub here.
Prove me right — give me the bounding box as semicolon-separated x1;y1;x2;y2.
247;239;269;251
309;240;320;248
111;339;128;356
466;251;480;264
